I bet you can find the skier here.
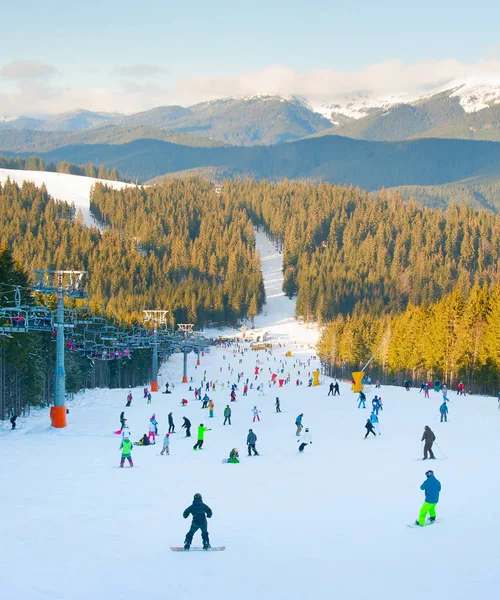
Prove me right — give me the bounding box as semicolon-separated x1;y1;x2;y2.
230;389;236;402
421;425;436;459
424;383;430;398
150;414;158;435
182;416;192;437
357;391;366;409
10;415;17;430
457;381;465;396
125;392;132;407
160;433;170;455
201;394;209;409
275;397;281;413
333;381;340;395
143;387;148;399
228;448;239;463
120;434;134;467
415;470;441;526
328;382;334;396
193;424;210;450
295;413;304;435
252;406;261;422
370;411;381;435
439;401;448;422
247;429;259;456
168;412;175;433
442;387;449;402
208;400;215;418
298;427;312;453
183;493;212;550
223;405;231;425
364;418;376;438
372;396;380;414
119;411;126;431
147;392;152;404
375;380;381;389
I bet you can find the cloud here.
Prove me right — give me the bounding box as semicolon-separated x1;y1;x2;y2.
173;58;500;105
112;64;166;78
0;60;57;81
0;56;500;117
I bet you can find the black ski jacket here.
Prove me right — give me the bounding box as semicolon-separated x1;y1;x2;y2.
182;418;191;429
183;498;212;524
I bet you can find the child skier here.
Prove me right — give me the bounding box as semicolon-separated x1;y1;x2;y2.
120;434;134;467
364;418;376;438
439;401;448;422
415;470;441;526
252;406;261;422
160;433;170;455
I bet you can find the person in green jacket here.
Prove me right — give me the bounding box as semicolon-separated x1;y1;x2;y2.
120;435;134;467
193;424;211;450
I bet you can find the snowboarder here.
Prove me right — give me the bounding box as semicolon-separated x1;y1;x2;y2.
295;413;304;435
333;381;340;395
120;434;134;467
370;411;381;435
424;383;430;398
364;418;376;438
182;416;192;437
298;427;312;452
208;399;215;418
439;401;448;422
421;425;436;459
247;429;259;456
126;392;132;407
183;493;212;550
415;470;441;526
10;415;17;430
119;411;126;431
201;394;209;409
160;433;170;455
164;382;170;394
328;382;334;396
358;391;366;409
228;448;239;463
135;433;152;446
223;405;231;425
193;424;210;450
275;397;281;413
252;406;261;422
168;412;175;433
147;392;152;404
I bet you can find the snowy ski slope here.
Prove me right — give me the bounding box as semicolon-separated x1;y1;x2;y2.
1;225;499;600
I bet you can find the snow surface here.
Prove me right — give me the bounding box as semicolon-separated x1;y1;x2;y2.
2;229;500;600
0;169;133;227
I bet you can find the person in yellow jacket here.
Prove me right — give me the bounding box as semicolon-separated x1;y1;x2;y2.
193;424;211;450
120;435;134;467
208;400;215;418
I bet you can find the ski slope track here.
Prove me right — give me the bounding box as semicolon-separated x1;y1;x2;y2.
1;225;499;600
0;168;132;227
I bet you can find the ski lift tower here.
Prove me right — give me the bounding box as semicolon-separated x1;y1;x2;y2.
33;270;87;428
177;323;194;383
143;310;169;392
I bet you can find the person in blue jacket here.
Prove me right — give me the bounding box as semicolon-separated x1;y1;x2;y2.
439;401;449;422
415;470;441;526
357;391;366;409
370;411;381;435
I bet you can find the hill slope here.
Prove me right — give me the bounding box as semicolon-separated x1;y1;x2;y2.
12;136;500;189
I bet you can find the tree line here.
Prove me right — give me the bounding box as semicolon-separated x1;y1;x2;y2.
0;153;125;182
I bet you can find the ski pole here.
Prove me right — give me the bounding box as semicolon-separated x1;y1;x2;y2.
434;442;448;459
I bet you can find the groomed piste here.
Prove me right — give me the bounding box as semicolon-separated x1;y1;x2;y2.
2;229;499;600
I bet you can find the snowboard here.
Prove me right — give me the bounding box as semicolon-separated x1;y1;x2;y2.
170;546;225;552
407;520;439;528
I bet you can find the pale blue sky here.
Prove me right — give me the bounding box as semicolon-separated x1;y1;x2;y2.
1;0;499;114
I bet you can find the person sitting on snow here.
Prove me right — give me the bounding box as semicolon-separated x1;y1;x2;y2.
228;448;240;463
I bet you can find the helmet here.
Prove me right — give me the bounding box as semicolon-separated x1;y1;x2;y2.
194;493;202;500
166;433;170;437
425;470;434;477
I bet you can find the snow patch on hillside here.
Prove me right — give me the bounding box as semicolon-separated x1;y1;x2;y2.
0;168;133;226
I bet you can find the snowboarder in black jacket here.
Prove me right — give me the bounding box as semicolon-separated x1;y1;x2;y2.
183;493;212;550
182;417;191;437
